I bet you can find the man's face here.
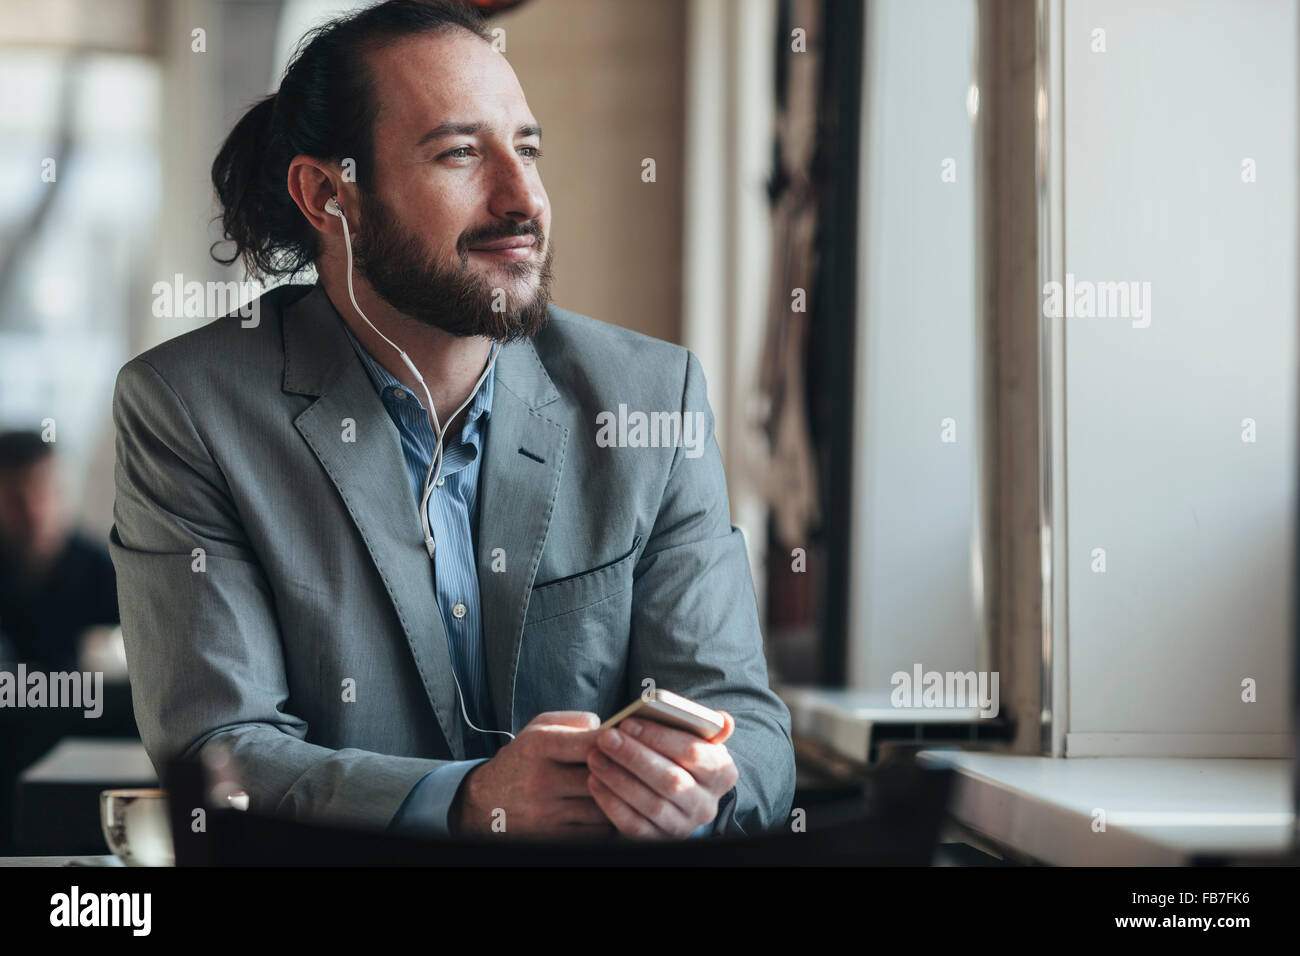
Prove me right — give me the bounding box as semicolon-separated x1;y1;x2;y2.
351;30;553;341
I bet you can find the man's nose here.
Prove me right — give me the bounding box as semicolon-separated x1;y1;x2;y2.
487;153;545;224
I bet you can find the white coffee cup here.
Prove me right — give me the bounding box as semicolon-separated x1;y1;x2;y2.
99;788;174;867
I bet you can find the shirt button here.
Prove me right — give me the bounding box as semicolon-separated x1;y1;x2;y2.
452;602;467;619
435;477;445;487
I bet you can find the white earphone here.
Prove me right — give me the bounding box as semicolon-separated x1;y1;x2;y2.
327;194;514;745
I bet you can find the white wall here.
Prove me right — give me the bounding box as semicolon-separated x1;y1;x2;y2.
1061;0;1297;755
847;0;985;690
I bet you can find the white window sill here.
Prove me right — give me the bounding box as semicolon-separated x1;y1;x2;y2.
917;751;1294;865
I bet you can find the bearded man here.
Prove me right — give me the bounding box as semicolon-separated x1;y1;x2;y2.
109;0;793;841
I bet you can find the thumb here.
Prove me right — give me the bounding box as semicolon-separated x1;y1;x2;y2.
524;710;600;731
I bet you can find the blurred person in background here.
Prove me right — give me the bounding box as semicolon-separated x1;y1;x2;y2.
0;430;119;671
0;429;129;855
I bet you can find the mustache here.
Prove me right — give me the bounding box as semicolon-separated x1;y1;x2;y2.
458;220;544;255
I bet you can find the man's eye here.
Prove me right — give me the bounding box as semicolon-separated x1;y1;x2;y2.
441;145;541;161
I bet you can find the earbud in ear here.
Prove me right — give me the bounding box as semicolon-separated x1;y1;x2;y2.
325;196;343;217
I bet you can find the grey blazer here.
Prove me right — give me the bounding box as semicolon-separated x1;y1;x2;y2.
109;283;794;835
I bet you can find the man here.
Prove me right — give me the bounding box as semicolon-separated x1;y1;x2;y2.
110;0;794;840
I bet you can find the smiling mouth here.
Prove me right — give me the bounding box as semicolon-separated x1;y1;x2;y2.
468;237;536;261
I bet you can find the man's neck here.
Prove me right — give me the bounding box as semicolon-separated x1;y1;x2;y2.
319;272;494;435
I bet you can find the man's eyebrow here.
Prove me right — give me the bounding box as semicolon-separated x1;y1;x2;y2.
416;122;543;147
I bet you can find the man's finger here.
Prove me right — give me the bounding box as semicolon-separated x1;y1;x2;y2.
525;710;600;730
520;711;602;763
550;762;599;797
708;710;735;745
532;726;602;763
588;749;697;833
587;775;667;839
616;717;731;776
596;725;709;809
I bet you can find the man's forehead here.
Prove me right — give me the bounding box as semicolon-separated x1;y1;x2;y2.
368;32;533;135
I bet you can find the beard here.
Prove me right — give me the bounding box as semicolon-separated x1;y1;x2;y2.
350;189;554;342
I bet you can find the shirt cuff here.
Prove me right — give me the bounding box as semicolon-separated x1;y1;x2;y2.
688;786;738;839
388;759;490;837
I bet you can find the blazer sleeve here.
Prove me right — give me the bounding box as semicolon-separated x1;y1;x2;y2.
108;356;461;830
627;350;796;836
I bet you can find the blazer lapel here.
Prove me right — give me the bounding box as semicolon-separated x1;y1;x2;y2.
281;285;468;759
477;332;568;736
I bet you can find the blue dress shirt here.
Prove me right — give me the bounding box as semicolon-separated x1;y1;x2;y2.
339;319;729;839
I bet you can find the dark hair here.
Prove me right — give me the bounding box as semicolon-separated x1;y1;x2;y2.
0;431;54;471
211;0;493;279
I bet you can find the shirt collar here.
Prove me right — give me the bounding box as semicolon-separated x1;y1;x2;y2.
339;319;495;429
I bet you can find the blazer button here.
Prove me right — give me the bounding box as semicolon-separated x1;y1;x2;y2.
452;603;467;619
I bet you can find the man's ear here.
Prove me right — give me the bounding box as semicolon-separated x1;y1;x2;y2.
287;156;350;233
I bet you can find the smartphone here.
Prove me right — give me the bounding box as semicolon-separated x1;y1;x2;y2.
601;688;727;740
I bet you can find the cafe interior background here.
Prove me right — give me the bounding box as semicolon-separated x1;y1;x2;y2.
0;0;1295;864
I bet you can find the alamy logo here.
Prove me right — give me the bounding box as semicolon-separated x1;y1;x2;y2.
50;886;151;936
1042;274;1152;328
595;404;708;459
151;274;262;327
0;665;102;718
890;664;1000;718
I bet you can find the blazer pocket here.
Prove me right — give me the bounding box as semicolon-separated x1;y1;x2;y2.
526;535;641;625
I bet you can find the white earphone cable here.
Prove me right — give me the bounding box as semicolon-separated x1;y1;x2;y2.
332;197;515;743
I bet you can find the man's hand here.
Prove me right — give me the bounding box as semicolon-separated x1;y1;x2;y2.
450;711;614;839
585;710;739;838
